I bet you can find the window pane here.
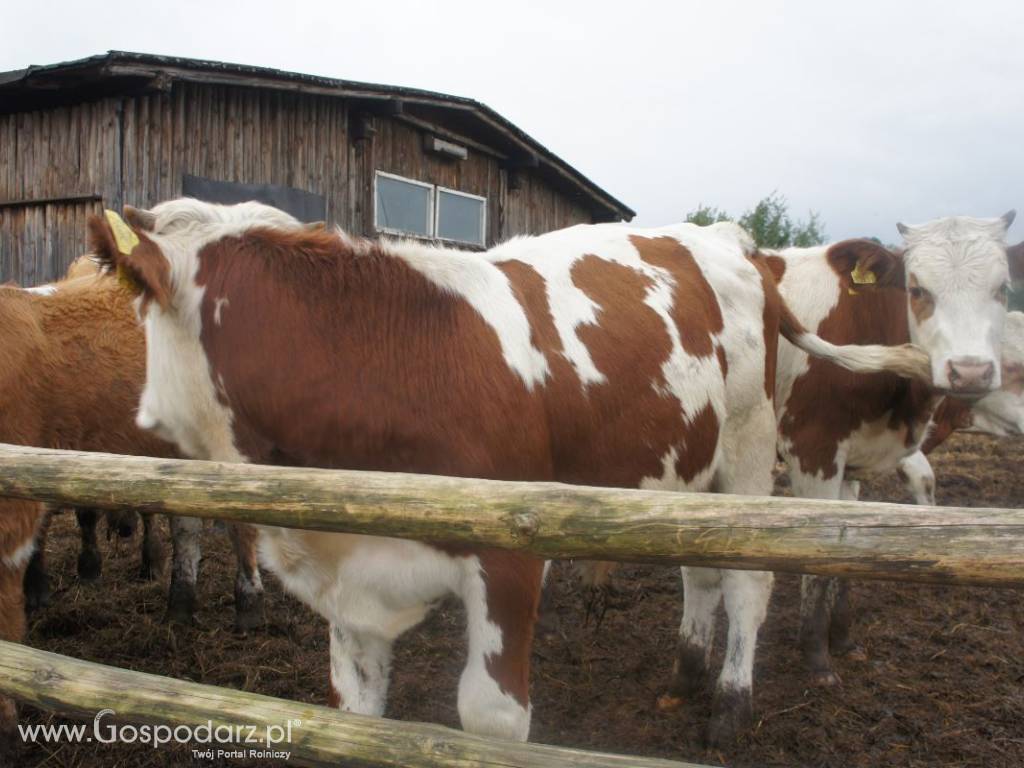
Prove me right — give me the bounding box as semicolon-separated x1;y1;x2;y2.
376;176;431;236
437;190;485;245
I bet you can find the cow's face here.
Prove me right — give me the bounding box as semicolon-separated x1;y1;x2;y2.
897;211;1017;396
89;208;237;461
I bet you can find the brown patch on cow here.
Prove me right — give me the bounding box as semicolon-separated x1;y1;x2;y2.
921;397;974;454
564;253;698;486
907;274;936;323
327;672;342;708
630;235;723;357
676;403;720;483
764;254;786;283
196;227;552;481
779;250;935;478
479;550;544;708
748;254;786;399
716;345;729;380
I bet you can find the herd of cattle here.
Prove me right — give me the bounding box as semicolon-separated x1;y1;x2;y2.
1;198;1022;754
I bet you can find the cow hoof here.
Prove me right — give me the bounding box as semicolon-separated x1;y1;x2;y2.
234;591;266;633
809;669;842;687
23;568;51;613
656;693;683;712
165;581;197;625
77;550;102;581
707;687;753;749
833;641;868;662
24;581;50;613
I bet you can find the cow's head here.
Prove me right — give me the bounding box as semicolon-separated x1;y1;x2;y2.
896;211;1017;396
89;200;307;460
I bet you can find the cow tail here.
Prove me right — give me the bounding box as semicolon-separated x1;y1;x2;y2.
779;301;931;381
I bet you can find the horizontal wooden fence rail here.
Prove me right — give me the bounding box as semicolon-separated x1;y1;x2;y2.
1;443;1023;586
0;640;696;768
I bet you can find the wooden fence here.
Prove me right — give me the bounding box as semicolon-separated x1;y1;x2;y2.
1;442;1023;767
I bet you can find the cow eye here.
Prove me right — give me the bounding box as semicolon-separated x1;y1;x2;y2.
909;286;929;301
995;283;1010;302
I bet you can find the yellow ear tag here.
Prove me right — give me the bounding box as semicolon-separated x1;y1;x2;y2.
105;209;140;255
105;210;143;293
851;263;877;285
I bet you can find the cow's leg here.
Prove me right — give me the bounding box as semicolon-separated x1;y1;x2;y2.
788;469;846;686
228;523;264;632
707;569;773;746
139;513;165;580
457;551;541;742
23;507;53;613
166;515;201;624
896;451;937;506
685;400;777;746
75;508;102;581
827;480;866;661
661;566;721;709
0;561;27;756
327;623;394;716
0;500;41;756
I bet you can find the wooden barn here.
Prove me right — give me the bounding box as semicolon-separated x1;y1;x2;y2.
0;51;634;285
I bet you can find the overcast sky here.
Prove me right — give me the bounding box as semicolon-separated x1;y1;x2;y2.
2;0;1022;243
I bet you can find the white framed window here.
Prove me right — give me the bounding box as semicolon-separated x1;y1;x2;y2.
375;171;434;238
374;171;487;246
435;186;486;247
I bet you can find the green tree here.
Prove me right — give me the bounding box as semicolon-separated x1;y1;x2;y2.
684;192;828;249
684;204;731;227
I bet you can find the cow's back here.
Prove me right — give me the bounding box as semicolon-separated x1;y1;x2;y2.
490;222;772;492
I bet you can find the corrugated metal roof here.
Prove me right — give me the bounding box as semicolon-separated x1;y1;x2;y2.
0;51;635;221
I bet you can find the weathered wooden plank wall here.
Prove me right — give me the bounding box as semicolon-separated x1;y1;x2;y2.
2;82;599;285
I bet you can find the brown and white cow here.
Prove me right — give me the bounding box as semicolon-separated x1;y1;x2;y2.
769;214;1020;685
92;198;929;745
895;310;1024;505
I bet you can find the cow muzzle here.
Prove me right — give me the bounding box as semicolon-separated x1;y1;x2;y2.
946;358;996;396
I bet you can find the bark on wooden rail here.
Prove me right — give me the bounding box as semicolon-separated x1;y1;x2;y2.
0;640;696;768
1;443;1023;586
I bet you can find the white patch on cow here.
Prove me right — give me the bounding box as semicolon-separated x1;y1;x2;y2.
24;284;57;296
2;538;35;570
213;297;229;326
769;245;843;411
389;240;549;390
899;213;1015;391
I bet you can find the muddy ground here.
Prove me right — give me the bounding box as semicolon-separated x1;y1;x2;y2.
13;432;1024;767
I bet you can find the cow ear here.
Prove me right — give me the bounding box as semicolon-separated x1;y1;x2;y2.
88;210;171;310
1000;210;1017;232
826;239;904;291
1008;242;1024;283
124;205;157;232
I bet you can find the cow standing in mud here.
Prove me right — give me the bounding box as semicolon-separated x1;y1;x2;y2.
93;199;926;745
768;215;1020;686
